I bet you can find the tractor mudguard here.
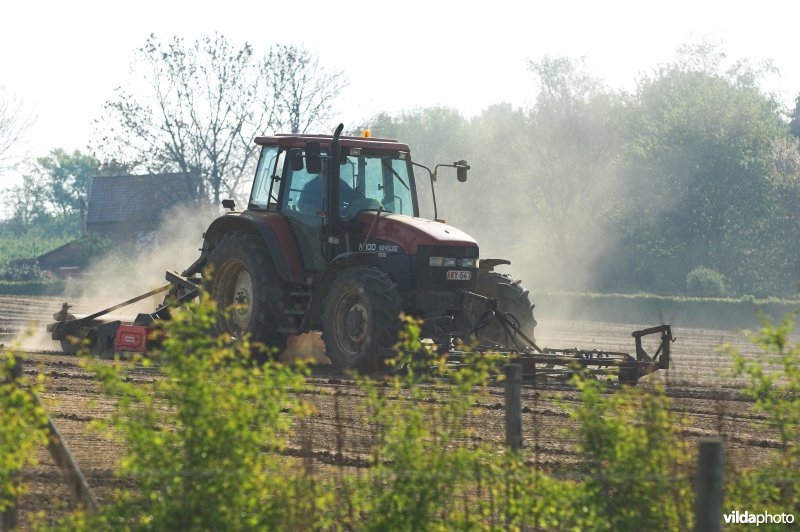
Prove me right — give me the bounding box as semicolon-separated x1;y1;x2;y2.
478;258;511;274
301;251;378;329
202;212;305;284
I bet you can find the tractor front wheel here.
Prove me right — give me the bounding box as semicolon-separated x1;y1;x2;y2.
322;267;402;372
463;271;537;344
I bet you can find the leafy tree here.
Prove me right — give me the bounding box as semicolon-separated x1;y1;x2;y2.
365;107;470;219
610;43;795;295
35;149;98;219
95;33;346;204
520;56;628;287
2;174;49;226
790;93;800;139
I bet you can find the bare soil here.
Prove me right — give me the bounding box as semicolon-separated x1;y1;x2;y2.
0;295;788;523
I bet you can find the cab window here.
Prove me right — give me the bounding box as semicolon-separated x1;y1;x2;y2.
249;146;280;209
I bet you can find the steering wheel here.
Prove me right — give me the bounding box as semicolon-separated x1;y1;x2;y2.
343;197;383;218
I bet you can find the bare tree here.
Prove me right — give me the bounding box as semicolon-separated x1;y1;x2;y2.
95;34;346;204
267;44;347;134
0;86;33;168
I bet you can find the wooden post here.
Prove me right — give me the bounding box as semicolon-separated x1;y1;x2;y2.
694;439;724;532
505;364;522;453
41;405;99;514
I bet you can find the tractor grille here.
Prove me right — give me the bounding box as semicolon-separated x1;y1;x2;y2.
415;245;479;291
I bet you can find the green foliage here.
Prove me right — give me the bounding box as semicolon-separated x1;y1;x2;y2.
0;260;46;282
790;93;800;139
0;220;76;265
727;311;800;515
351;317;505;530
571;378;693;530
0;354;49;514
0;280;64;296
35;149;99;217
2;149;98;224
80;293;319;530
686;266;727;297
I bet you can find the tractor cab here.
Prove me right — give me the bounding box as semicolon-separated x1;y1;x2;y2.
247;131;419;273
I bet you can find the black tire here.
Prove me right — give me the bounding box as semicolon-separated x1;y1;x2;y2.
206;232;287;356
321;267;402;372
464;271;537;344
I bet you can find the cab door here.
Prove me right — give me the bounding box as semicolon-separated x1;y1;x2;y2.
280;154;327;273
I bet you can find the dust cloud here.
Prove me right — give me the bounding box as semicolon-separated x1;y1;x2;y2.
60;203;218;317
11;203;218;351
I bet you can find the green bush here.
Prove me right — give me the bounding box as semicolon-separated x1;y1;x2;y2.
686;266;727;297
0;280;65;296
0;260;47;282
571;378;694;530
79;293;320;530
727;311;800;517
0;354;49;517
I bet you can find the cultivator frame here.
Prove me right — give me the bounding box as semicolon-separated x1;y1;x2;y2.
48;273;673;385
432;290;673;385
47;271;200;355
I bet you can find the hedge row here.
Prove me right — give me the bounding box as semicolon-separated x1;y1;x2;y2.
0;281;65;296
535;291;800;330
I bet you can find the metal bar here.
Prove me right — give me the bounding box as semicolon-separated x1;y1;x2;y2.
60;284;171;330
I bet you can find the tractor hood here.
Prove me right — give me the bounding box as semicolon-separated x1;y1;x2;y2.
355;213;478;254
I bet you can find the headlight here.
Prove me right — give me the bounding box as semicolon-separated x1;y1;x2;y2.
429;256;443;267
458;258;476;268
443;257;457;267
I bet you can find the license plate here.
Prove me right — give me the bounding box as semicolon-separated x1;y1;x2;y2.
446;270;472;281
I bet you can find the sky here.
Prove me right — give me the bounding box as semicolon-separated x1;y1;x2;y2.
1;0;799;185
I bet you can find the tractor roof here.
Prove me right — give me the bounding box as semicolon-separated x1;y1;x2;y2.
255;134;410;152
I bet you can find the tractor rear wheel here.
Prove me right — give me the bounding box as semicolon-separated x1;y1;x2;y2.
322;267;402;372
464;271;537;344
206;232;287;357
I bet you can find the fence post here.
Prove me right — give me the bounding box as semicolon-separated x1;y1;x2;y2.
1;355;23;531
505;363;522;453
694;439;724;532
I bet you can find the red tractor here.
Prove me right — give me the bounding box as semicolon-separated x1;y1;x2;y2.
189;124;536;369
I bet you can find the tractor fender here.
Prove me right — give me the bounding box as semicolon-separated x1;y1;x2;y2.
301;251;378;329
478;258;511;274
201;212;305;284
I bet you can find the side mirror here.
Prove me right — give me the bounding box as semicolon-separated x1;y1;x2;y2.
306;141;322;174
288;148;304;171
455;160;470;182
221;199;236;211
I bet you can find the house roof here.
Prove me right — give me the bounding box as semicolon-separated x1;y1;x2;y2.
36;237;89;269
86;173;195;224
